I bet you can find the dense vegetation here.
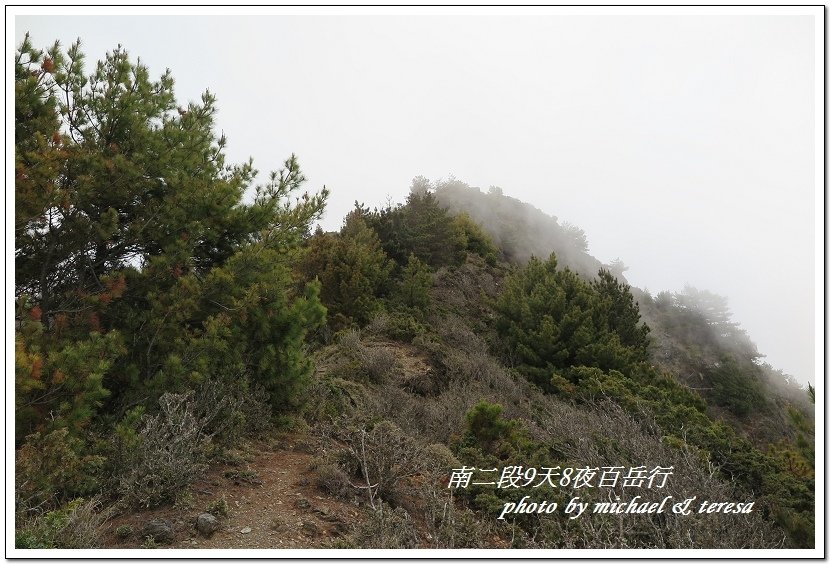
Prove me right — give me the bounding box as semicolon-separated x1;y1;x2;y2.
15;37;814;550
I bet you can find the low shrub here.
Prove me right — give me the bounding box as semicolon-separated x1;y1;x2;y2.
15;497;111;549
192;374;274;446
346;421;425;504
353;502;419;549
207;495;229;518
336;329;399;384
372;311;427;343
15;429;104;513
319;418;431;506
360;346;398;384
114;392;211;509
424;491;485;549
314;462;353;499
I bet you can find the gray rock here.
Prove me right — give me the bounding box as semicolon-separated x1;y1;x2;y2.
196;513;220;537
141;519;174;544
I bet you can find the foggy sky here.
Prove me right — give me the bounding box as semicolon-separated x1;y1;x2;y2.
12;9;820;386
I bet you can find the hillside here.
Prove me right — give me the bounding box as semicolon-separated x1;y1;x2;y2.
14;38;814;552
434;179;814;449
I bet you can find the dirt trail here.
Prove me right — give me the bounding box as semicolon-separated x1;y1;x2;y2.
103;436;364;550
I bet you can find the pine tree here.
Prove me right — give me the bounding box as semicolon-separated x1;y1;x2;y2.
453;213;499;264
364;179;467;268
299;210;392;327
395;254;432;310
495;255;649;391
591;268;650;358
15;35;328;437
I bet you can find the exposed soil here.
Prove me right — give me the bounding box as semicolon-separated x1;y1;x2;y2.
102;434;366;550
